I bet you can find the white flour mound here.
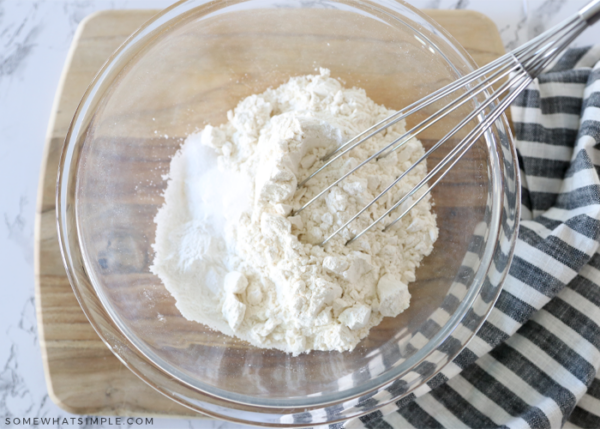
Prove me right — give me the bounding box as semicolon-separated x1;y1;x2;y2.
151;69;438;355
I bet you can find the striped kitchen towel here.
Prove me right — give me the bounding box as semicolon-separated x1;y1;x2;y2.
347;46;600;429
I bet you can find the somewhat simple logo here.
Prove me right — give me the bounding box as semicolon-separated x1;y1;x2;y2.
4;417;154;426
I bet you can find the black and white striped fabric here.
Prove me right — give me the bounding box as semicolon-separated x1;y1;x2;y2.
345;46;600;429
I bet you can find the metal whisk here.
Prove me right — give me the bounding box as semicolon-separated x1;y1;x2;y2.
291;0;600;246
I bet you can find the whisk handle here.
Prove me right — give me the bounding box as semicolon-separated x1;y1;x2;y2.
580;0;600;25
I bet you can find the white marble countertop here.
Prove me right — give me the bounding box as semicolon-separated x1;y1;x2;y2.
1;0;599;428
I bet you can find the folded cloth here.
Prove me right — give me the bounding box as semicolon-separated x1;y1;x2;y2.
347;46;600;429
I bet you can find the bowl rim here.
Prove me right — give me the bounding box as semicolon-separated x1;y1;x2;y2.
56;0;521;425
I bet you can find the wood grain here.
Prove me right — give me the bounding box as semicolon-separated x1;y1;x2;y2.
34;9;506;417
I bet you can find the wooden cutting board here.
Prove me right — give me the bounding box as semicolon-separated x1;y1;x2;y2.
34;9;506;418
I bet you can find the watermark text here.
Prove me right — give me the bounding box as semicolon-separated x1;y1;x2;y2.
4;417;154;426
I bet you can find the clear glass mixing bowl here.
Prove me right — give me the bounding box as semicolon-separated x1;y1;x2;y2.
57;0;520;426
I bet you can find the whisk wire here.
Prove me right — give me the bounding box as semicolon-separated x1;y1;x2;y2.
294;61;521;217
310;14;581;178
291;3;600;246
376;61;522;159
383;78;534;233
345;73;533;245
325;14;582;161
319;65;527;245
296;44;535;190
346;19;588;245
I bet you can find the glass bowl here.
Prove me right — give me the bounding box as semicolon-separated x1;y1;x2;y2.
57;0;520;426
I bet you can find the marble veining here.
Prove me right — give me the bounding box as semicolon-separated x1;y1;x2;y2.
4;197;33;266
529;0;567;38
0;3;42;79
0;0;597;428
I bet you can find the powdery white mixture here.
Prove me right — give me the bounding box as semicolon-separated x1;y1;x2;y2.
151;69;438;355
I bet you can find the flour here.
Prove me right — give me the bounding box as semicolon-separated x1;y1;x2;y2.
151;69;438;355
